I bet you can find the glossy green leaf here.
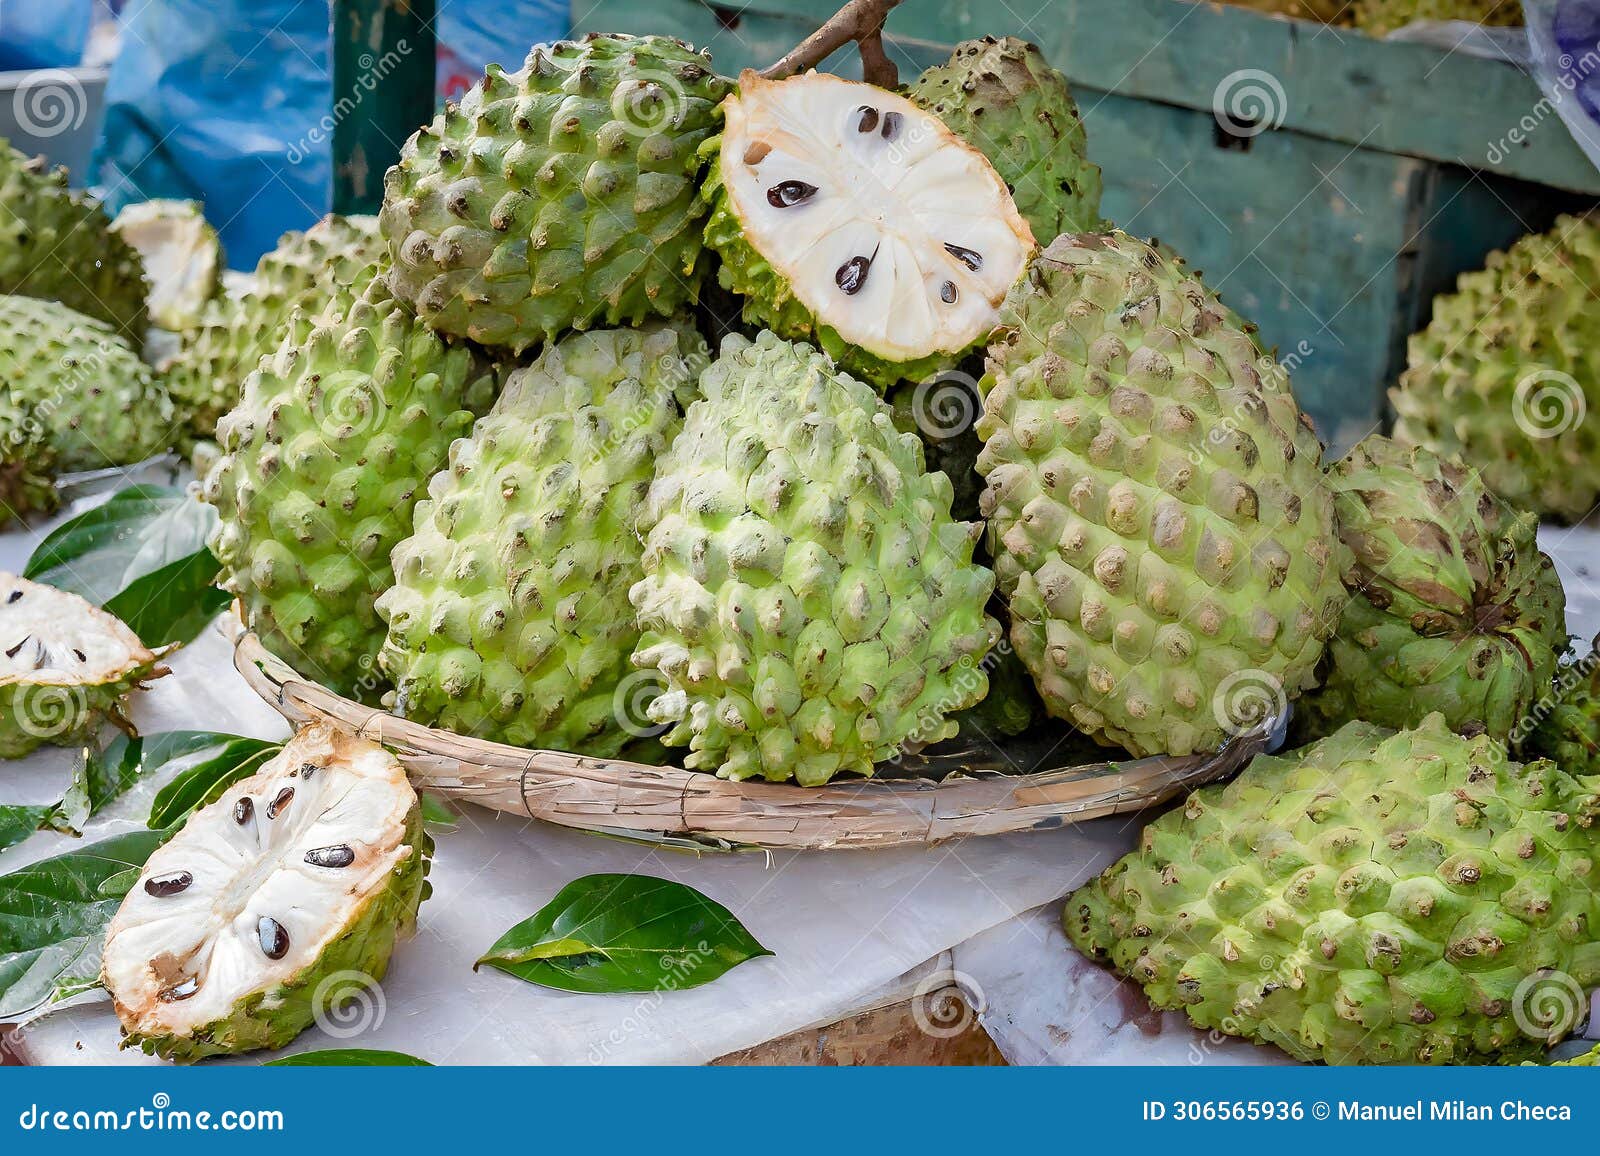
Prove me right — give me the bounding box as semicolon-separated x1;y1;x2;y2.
477;874;772;994
146;736;280;830
102;548;229;649
264;1049;433;1067
0;805;55;855
24;486;214;600
420;793;460;830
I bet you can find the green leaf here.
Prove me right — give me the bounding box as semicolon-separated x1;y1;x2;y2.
264;1049;433;1067
25;486;215;600
0;805;56;855
0;828;168;1019
146;736;280;830
95;868;140;900
44;737;147;836
102;549;230;650
476;874;772;994
420;793;460;830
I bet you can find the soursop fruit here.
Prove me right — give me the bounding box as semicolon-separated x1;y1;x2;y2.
205;272;500;700
1066;714;1600;1065
168;214;383;442
1;573;169;759
0;390;58;528
378;322;709;754
1529;636;1600;778
630;331;1001;784
1554;1043;1600;1065
702;70;1037;389
1391;215;1600;523
906;36;1103;241
951;639;1044;740
102;725;428;1061
0;294;178;471
885;368;986;522
382;34;730;354
1354;0;1521;34
1299;436;1567;742
0;141;148;335
110;199;224;332
977;232;1345;758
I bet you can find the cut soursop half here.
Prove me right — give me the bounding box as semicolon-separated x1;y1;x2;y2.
378;321;709;754
1;573;169;759
102;725;428;1061
110;199;224;333
702;70;1036;389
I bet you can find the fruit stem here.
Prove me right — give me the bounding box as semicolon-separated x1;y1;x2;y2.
761;0;904;88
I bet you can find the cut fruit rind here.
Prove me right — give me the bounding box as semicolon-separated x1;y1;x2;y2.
702;70;1035;388
0;573;169;760
103;725;428;1062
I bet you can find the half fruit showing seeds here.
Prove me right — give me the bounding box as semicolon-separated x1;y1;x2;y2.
103;725;428;1061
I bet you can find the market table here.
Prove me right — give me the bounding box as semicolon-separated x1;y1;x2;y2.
5;485;1599;1066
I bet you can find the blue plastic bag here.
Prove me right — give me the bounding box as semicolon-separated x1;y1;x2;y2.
0;0;93;72
92;0;567;268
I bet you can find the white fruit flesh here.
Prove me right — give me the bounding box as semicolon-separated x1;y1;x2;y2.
103;727;417;1040
110;200;222;332
720;70;1035;361
0;572;157;689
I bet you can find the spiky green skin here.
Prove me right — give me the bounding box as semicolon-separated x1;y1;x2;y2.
0;391;58;529
167;216;383;442
906;36;1103;241
0;142;148;335
381;34;729;355
1529;637;1600;779
952;640;1043;740
1067;715;1600;1065
0;294;176;471
1391;215;1600;523
0;672;154;760
630;332;1001;785
378;322;709;754
205;275;500;700
126;809;430;1063
1354;0;1521;34
976;232;1345;758
699;155;955;391
1300;437;1568;742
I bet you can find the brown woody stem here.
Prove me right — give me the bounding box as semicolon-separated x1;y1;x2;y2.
761;0;904;88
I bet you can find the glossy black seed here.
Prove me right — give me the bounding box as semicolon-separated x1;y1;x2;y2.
836;253;874;295
766;180;818;208
6;590;21;604
299;763;318;781
234;797;254;826
158;977;199;1002
257;917;290;960
144;871;193;898
940;281;958;304
855;106;879;133
266;787;294;819
880;111;902;141
945;243;983;271
305;845;356;869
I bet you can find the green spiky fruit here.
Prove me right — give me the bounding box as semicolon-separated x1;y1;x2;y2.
1;573;169;759
381;34;729;355
1529;636;1600;778
701;71;1036;389
0;294;177;470
167;214;383;442
102;726;428;1061
1354;0;1521;34
110;199;223;332
1391;215;1600;523
630;331;1001;784
906;36;1103;241
204;272;500;700
0;390;58;528
1067;714;1600;1065
1300;436;1567;742
976;232;1344;758
952;639;1044;739
1554;1044;1600;1066
0;141;148;335
885;369;986;522
378;322;709;754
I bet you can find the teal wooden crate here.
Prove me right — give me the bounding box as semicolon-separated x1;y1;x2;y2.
572;0;1597;450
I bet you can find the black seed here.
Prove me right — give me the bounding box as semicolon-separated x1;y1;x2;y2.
766;180;818;209
836;249;877;295
6;590;21;604
880;111;902;140
257;916;290;960
940;281;958;303
72;648;87;663
234;797;254;826
945;243;983;271
144;871;193;898
305;844;356;869
266;787;294;819
299;763;318;781
158;977;199;1002
855;106;879;133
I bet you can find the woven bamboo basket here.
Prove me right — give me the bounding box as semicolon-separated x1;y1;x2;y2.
232;622;1276;852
